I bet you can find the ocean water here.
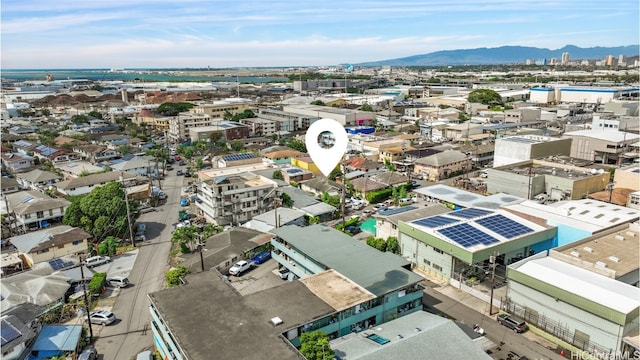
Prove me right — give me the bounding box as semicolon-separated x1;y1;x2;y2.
1;68;290;83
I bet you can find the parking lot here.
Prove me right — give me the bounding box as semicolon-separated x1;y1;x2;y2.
227;258;289;296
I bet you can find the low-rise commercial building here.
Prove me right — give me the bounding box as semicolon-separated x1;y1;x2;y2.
493;135;572;167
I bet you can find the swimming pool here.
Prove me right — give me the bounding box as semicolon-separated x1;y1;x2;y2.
360;218;376;235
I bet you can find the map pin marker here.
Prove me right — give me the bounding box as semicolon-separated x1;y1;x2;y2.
305;118;348;177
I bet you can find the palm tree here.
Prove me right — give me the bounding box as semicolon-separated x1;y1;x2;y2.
171;226;198;252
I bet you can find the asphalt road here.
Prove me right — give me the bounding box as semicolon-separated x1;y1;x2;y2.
95;169;185;360
422;283;562;360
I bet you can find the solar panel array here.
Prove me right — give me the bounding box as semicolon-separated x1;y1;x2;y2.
223;153;255;161
476;215;534;239
437;223;500;248
448;208;492;219
412;215;459;228
1;320;21;346
504;137;539;144
49;258;75;270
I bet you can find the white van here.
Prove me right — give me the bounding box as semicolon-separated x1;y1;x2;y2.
108;276;130;288
85;256;110;268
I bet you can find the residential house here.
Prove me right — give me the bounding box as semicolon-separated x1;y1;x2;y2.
240;117;278;137
1;178;21;194
30;145;80;164
413;150;472;181
54;171;136;196
262;149;305;166
72;144;118;163
1;313;39;360
280;166;313;183
344;157;384;173
16;169;62;192
3;190;70;232
291;156;322;174
444;123;483;141
216;153;262;168
1;271;71;313
110;155;157;177
299;177;341;197
8;226;91;268
29;325;83;360
97;134;143;150
243;207;307;233
55;161;105;179
279;186;337;222
1;152;35;173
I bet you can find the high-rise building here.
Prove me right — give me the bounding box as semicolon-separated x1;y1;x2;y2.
619;54;626;66
605;55;615;66
561;52;570;64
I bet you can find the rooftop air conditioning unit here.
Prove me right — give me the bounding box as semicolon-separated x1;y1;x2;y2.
608;256;620;263
583;246;594;253
595;261;607;268
626;231;636;237
570;251;581;258
615;234;625;241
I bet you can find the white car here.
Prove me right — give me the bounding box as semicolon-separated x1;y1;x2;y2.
89;310;116;325
85;256;111;268
229;260;251;276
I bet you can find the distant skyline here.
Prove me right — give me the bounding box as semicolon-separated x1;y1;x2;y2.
2;0;638;69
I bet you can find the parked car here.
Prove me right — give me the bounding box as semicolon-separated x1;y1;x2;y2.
497;313;528;333
178;160;186;166
251;250;271;265
166;165;174;171
85;256;111;268
278;268;291;279
180;198;190;207
158;192;167;200
180;213;196;221
107;276;130;288
89;310;116;325
229;260;251;276
136;350;153;360
174;155;181;161
78;348;98;360
177;169;183;176
345;225;362;235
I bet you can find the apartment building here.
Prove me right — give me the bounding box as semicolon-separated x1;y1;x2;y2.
196;173;278;226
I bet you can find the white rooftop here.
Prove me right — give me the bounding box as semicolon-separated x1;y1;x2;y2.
564;129;640;142
513;256;640;314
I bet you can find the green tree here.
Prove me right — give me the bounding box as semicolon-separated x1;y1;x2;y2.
321;192;341;209
273;170;284;180
230;141;244;152
171;226;198;252
98;236;119;256
310;100;325;106
63;182;135;240
87;110;103;119
468;89;503;106
300;330;335;360
71;114;88;124
386;236;400;254
360;102;373;112
287;140;307;153
165;266;189;287
156;102;195;116
231;109;255;121
280;193;293;208
328;168;342;181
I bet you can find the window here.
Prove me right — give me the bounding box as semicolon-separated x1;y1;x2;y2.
72;241;80;246
433;264;443;272
423;259;431;266
58;245;64;249
433;247;444;254
49;209;53;216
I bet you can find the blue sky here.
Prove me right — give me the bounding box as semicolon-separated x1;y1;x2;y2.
2;0;638;69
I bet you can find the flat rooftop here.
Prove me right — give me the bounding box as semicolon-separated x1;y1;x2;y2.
148;271;334;360
512;256;640;315
300;269;376;311
556;224;639;279
198;163;271;180
414;184;522;209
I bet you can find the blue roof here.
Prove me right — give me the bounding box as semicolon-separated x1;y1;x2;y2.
32;325;82;351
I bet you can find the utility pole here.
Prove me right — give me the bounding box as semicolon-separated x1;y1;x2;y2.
120;172;135;247
340;160;346;231
79;255;94;342
489;252;498;315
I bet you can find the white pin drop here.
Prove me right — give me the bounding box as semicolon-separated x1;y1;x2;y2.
305;118;348;177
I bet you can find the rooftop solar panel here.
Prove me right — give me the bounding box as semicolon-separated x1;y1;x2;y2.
437;223;500;248
1;320;21;346
378;206;416;216
223;153;255;161
476;214;534;239
412;215;459;228
448;208;492;219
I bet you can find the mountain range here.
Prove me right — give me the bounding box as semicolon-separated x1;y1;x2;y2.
356;45;639;66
